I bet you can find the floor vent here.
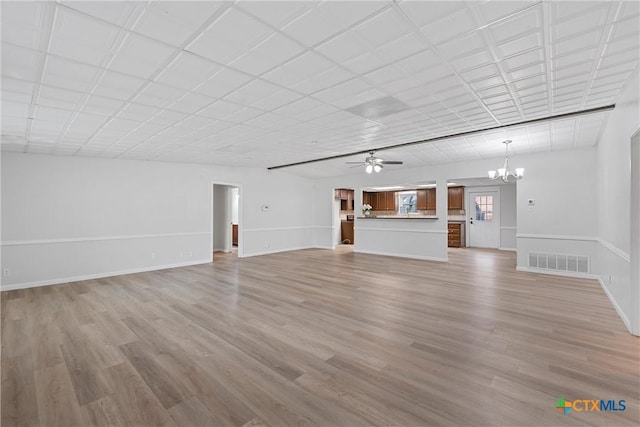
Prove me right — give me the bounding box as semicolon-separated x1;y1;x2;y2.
528;252;589;274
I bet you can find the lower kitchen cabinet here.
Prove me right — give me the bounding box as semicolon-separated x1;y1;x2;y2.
448;223;465;248
341;221;354;244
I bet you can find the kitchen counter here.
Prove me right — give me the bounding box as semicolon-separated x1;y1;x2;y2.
357;216;439;219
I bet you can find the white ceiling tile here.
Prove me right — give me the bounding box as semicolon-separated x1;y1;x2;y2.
2;22;42;51
496;31;542;58
553;6;609;40
488;8;542;43
42;55;101;92
236;1;313;29
399;1;467;28
502;49;544;71
421;8;478;45
230;32;305;76
342;52;387;74
194;68;253;99
316;31;370;63
61;1;140;26
1;43;41;81
92;70;146;100
132;8;197;47
186;8;274;63
281;4;349;47
108;33;175;79
353;8;411;47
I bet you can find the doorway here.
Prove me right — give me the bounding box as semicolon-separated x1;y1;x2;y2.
334;188;355;246
212;183;240;258
467;189;500;248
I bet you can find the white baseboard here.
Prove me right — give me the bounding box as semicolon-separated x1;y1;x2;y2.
354;249;447;262
243;246;314;257
515;266;598;280
0;259;211;292
311;245;335;250
597;277;633;334
499;247;517;252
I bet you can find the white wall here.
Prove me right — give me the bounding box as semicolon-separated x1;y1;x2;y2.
1;153;314;290
595;71;639;334
500;184;517;250
515;148;598;274
231;187;239;224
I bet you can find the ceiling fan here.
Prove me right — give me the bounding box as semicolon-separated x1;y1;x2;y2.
346;150;403;174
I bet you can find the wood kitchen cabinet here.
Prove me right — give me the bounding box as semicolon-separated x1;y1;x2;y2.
341;221;354;244
232;224;238;246
426;188;436;210
336;189;354;210
448;186;464;210
448;223;465;248
385;191;396;211
363;192;371;206
417;188;436;211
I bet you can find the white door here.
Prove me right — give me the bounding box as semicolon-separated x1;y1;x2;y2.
468;190;500;248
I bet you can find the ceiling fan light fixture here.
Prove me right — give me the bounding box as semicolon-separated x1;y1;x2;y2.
365;164;373;174
373;164;382;173
488;140;524;183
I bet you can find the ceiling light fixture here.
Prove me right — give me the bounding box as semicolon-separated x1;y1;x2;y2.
488;140;524;182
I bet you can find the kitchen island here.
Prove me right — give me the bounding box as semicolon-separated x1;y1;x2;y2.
354;216;447;261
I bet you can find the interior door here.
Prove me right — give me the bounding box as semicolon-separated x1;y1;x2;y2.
468;190;500;248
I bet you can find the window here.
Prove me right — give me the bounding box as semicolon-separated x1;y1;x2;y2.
398;191;417;214
474;195;493;221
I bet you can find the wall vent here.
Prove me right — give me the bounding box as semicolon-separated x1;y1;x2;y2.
528;252;589;274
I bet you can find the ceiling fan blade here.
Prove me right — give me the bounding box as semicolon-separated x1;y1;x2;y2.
345;161;365;164
349;164;363;168
380;160;403;165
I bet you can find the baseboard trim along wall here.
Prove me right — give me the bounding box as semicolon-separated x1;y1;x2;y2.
499;247;517;252
354;249;448;262
0;259;211;292
598;277;632;333
515;266;598;280
242;245;317;258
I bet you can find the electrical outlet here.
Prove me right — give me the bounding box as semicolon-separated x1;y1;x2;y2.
265;244;270;248
188;251;193;257
2;268;10;277
608;275;612;286
180;252;184;258
151;252;156;259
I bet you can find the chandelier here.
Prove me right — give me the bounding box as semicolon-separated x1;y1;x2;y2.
488;140;524;182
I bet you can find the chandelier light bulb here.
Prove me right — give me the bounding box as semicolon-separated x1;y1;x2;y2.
515;168;524;178
488;170;497;179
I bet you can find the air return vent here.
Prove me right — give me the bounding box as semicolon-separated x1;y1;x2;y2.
528;252;589;274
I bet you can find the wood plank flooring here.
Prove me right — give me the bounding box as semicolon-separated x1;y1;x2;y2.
2;247;638;426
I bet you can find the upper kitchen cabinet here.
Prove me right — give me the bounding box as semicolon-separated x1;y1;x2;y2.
417;188;436;210
335;188;355;210
363;191;397;211
448;186;464;210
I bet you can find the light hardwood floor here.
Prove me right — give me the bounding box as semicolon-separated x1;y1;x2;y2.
2;248;638;426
